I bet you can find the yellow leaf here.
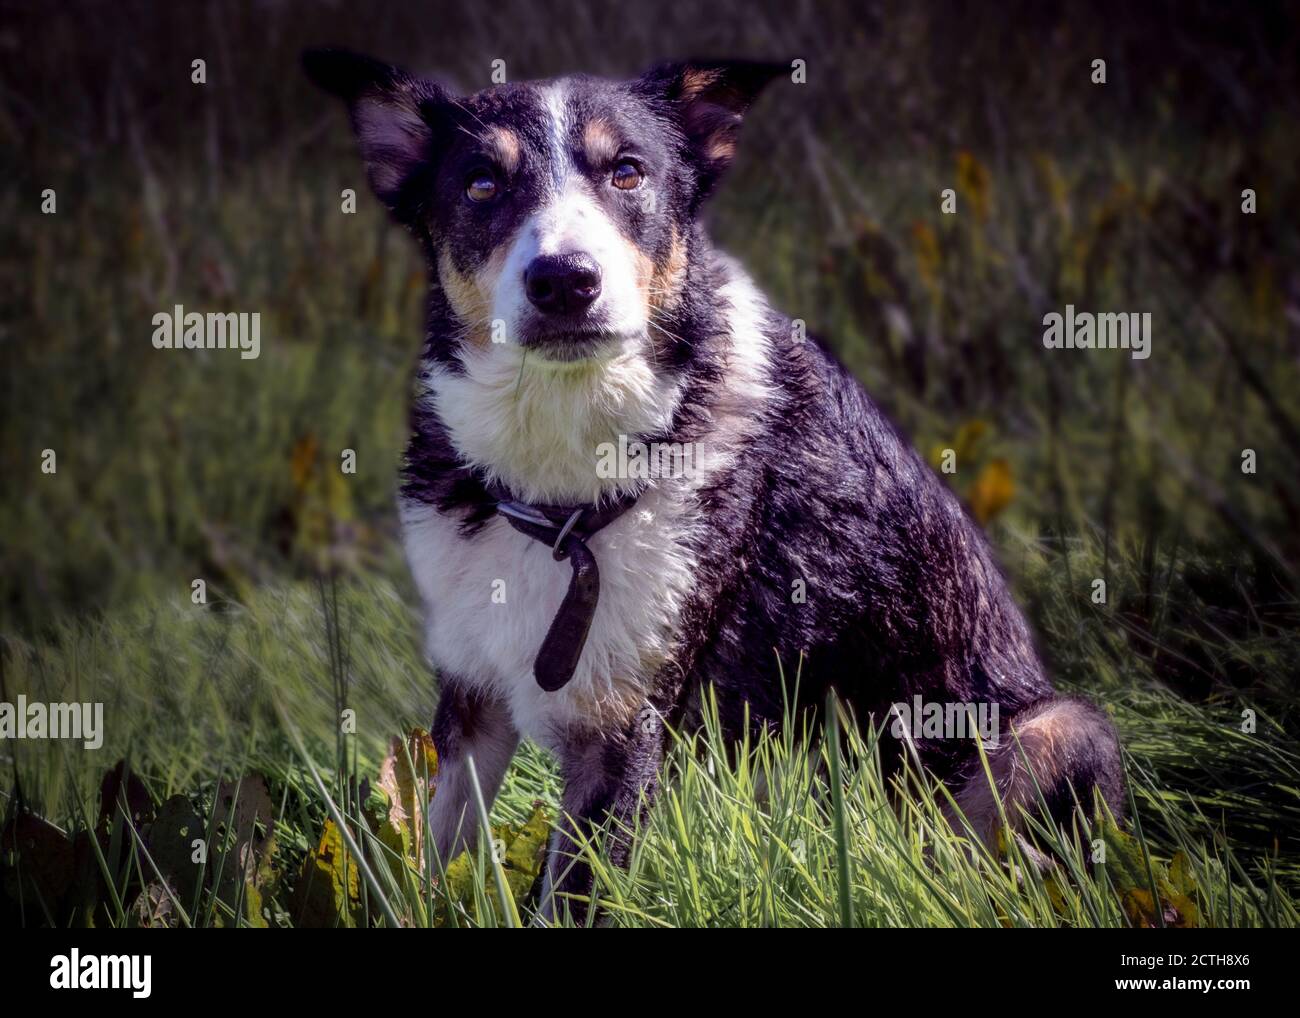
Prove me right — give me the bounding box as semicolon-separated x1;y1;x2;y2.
290;433;319;492
956;150;993;223
1032;153;1071;227
967;458;1014;525
953;419;989;463
501;805;551;903
436;805;552;926
911;221;941;293
294;819;363;928
289;431;360;571
1100;821;1200;928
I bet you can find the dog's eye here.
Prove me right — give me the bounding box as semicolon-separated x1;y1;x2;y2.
611;161;643;190
466;170;498;203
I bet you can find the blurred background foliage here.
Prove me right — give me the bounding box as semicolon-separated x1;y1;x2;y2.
2;0;1299;893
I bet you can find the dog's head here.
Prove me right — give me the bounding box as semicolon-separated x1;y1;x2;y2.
304;50;782;364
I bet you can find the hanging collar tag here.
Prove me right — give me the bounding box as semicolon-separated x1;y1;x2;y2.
490;486;640;692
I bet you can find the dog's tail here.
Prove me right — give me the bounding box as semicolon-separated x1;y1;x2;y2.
945;694;1125;853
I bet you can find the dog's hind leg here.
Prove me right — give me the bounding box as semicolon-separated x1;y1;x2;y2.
428;678;520;865
945;695;1125;857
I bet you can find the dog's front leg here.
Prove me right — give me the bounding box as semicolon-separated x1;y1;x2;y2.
428;678;520;865
538;705;665;925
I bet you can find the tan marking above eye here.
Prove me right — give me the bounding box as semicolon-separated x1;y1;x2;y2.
483;126;521;175
582;118;621;167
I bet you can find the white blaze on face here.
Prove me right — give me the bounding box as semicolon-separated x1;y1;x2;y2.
490;83;647;347
429;81;678;505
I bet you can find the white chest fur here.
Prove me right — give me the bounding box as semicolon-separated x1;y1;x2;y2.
400;485;697;745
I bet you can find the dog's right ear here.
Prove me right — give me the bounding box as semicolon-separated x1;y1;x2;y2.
634;59;786;204
303;48;449;222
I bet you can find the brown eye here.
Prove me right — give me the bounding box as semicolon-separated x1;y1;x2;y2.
466;170;498;202
611;161;642;190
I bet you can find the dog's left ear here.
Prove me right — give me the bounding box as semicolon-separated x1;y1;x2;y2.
635;59;786;198
303;47;450;223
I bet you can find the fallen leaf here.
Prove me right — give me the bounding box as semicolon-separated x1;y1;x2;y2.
97;760;155;834
376;728;438;872
1;813;75;920
136;794;206;924
1101;821;1200;928
210;774;278;927
294;819;363;928
439;804;551;925
133;880;177;928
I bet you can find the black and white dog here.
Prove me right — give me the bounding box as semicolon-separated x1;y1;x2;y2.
305;50;1125;917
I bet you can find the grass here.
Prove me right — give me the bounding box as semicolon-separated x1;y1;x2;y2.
2;548;1296;927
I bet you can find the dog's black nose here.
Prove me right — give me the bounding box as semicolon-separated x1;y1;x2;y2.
524;254;602;315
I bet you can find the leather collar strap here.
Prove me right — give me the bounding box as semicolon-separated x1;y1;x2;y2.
488;482;641;692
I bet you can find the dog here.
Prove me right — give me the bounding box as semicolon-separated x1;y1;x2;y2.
304;49;1125;920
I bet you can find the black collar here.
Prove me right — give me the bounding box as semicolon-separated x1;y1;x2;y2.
487;481;642;692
